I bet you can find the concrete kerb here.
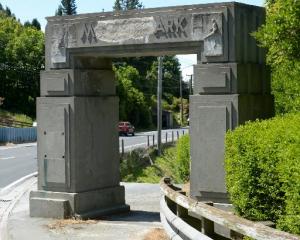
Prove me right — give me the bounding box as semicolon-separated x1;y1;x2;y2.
0;173;37;240
0;172;37;197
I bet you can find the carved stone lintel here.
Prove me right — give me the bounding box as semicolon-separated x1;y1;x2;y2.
49;11;223;65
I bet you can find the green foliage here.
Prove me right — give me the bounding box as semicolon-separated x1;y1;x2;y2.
0;4;15;19
0;12;44;117
113;0;143;11
146;56;188;99
0;109;33;126
142;135;190;183
5;27;44;68
24;19;41;30
270;61;300;114
225;113;300;234
254;0;300;114
56;0;77;16
121;135;190;184
120;148;162;183
114;65;152;128
55;5;63;16
175;134;190;182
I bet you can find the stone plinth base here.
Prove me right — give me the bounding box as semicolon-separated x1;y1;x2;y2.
192;191;230;204
30;186;129;219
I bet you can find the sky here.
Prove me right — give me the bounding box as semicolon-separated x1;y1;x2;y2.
0;0;264;81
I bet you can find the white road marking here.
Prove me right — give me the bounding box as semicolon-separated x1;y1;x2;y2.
0;143;36;151
0;157;15;160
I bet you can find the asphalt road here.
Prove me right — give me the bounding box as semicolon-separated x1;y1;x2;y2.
0;128;188;189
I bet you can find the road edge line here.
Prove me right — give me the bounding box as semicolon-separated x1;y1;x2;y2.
0;177;37;240
0;172;37;196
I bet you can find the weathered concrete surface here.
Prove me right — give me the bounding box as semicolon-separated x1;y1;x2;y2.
190;92;273;202
189;3;273;203
30;186;129;219
31;57;127;218
8;181;162;240
45;2;265;69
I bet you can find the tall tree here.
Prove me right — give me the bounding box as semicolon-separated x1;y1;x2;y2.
24;18;41;30
55;5;63;16
31;18;41;30
55;0;77;16
0;4;15;19
113;0;143;11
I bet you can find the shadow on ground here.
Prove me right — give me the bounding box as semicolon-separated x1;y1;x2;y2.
99;210;160;223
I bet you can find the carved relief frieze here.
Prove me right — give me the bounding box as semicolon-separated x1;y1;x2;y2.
192;12;223;57
48;11;224;65
81;23;98;44
50;24;77;64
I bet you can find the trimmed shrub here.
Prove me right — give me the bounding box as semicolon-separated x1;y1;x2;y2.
225;113;300;235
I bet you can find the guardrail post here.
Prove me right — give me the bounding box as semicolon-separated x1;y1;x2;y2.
196;201;214;238
165;197;177;213
201;216;214;237
230;230;244;240
165;132;168;143
182;130;185;135
152;134;155;146
172;131;174;143
177;131;179;140
147;135;150;147
121;139;124;155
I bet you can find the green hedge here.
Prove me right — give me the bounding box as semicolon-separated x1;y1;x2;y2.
225;113;300;235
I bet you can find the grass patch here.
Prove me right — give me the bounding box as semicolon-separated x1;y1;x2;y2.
0;109;33;127
121;135;190;184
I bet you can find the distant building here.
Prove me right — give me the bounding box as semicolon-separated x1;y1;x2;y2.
152;108;173;129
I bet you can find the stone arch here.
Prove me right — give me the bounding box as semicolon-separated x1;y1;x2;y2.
30;2;273;218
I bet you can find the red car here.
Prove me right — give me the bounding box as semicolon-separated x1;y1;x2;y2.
118;122;135;136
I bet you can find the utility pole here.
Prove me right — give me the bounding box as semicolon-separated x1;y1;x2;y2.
187;74;193;95
157;56;163;156
179;72;183;127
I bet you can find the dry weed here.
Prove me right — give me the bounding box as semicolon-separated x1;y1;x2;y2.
143;228;169;240
47;218;97;230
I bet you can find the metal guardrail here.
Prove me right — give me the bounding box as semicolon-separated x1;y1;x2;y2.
119;129;188;154
0;127;37;143
160;178;300;240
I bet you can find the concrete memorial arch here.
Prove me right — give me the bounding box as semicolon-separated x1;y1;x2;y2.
30;2;273;218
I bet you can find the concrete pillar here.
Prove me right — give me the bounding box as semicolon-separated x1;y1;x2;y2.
190;63;274;202
189;3;274;203
30;58;129;219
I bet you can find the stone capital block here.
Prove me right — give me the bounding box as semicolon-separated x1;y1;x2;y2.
40;69;116;97
193;63;270;95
